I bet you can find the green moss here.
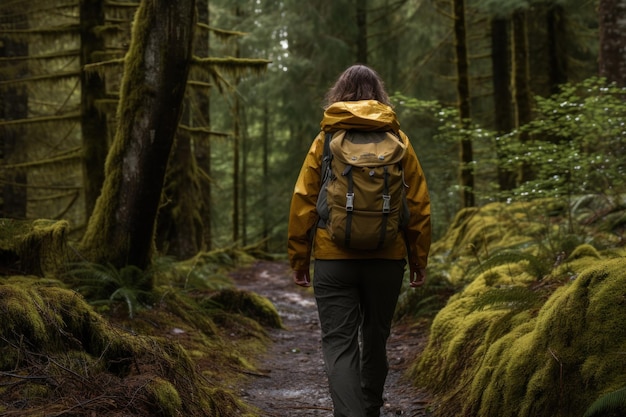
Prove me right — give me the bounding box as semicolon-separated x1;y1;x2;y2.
153;286;219;336
0;219;70;276
415;252;626;417
210;288;283;329
568;243;602;260
146;377;182;417
0;283;49;352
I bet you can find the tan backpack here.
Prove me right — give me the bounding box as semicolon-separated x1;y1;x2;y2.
316;129;410;250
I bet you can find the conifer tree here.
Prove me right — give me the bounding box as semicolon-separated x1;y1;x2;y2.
80;0;196;269
599;0;626;86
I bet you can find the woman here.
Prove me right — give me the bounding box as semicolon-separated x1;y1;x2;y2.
287;64;431;417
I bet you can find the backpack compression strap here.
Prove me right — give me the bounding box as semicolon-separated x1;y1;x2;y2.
378;166;390;249
317;133;333;229
343;165;354;248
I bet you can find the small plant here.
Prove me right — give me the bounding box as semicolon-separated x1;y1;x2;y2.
65;262;154;318
583;387;626;417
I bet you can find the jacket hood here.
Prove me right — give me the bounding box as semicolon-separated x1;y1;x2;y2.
320;100;400;133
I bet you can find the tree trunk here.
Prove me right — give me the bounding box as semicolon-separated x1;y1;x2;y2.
491;18;516;192
80;0;196;270
547;4;568;94
453;0;474;207
80;0;108;220
262;98;269;251
512;9;533;183
156;131;202;259
232;98;240;246
241;104;249;246
599;0;626;87
356;0;368;63
195;0;212;251
0;12;28;219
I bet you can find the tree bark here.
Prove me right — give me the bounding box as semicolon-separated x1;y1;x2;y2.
156;131;203;259
453;0;474;207
195;0;213;251
512;9;533;183
80;0;108;220
599;0;626;87
491;18;516;193
0;12;28;219
547;4;568;94
80;0;196;270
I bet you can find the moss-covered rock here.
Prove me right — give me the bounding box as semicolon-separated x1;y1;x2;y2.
210;288;283;329
0;218;70;277
411;198;626;417
0;277;263;416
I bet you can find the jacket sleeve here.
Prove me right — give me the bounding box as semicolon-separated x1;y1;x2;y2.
287;133;325;271
400;131;432;268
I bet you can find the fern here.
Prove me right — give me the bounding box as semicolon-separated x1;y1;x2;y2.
64;262;153;318
583;387;626;417
472;286;541;312
468;251;550;281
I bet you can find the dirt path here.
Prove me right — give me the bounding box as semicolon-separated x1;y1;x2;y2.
230;260;432;417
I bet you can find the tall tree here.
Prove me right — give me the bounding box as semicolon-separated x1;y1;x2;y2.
195;0;213;251
80;0;196;269
491;17;515;192
598;0;626;87
512;8;533;183
453;0;474;207
0;6;28;219
80;0;108;219
546;3;568;93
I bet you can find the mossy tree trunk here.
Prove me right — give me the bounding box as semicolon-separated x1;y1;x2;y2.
156;130;203;259
80;0;108;220
232;94;241;244
261;99;269;250
453;0;474;207
80;0;196;270
232;6;242;244
512;9;533;183
491;18;516;193
599;0;626;87
0;11;28;219
196;0;213;251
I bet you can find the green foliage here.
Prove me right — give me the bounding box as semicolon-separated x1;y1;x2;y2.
152;254;233;292
65;262;154;318
469;250;551;281
471;286;541;312
498;78;626;201
583;387;626;417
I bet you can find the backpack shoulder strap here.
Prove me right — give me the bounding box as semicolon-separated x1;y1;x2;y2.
320;132;333;183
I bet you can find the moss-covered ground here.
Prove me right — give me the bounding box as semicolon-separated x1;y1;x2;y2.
404;197;626;417
0;248;282;416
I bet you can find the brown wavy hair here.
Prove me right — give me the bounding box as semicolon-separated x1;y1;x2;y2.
324;64;391;108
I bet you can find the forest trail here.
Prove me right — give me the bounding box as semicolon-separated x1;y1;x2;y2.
229;260;433;417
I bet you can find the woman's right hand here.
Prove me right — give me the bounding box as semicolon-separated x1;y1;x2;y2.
294;269;311;287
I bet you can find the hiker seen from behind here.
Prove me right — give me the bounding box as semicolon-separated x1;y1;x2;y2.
287;64;432;417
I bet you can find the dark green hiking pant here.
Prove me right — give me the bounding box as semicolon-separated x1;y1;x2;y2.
313;259;405;417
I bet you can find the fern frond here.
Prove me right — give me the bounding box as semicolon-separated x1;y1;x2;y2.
469;251;550;280
472;286;541;312
583;387;626;417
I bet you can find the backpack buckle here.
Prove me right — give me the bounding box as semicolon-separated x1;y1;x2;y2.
346;193;354;211
382;195;391;213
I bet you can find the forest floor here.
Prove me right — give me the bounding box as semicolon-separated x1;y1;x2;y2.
229;260;434;417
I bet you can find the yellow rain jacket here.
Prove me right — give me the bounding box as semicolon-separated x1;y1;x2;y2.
287;100;431;272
